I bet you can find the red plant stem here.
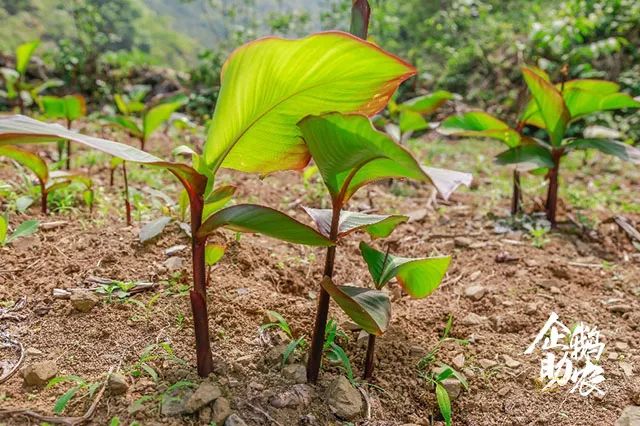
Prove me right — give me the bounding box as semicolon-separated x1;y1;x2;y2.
121;161;132;226
65;119;72;170
140;136;146;151
545;149;563;227
109;168;115;187
189;194;214;377
510;169;521;216
307;204;340;383
363;334;376;379
40;182;47;215
350;0;371;39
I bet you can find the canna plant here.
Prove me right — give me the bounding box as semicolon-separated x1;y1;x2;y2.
357;242;450;378
0;29;419;377
297;112;471;382
104;93;188;151
0;214;39;246
441;66;640;224
0;145;92;214
40;94;87;169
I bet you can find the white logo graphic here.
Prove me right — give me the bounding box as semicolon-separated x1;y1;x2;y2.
525;312;606;397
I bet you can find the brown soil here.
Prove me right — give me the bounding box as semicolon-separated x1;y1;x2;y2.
1;129;639;426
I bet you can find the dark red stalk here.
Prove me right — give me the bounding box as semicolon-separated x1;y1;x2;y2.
510;169;522;216
109;167;115;187
350;0;371;39
189;194;214;377
545;149;563;227
363;334;376;379
140;136;146;151
65;119;72;170
307;204;340;383
40;181;47;215
121;161;132;226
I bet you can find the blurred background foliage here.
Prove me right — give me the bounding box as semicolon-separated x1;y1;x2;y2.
0;0;638;130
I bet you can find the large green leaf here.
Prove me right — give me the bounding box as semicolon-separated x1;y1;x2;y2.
439;111;521;148
196;204;334;246
15;40;39;75
359;242;450;298
143;94;188;140
41;95;86;121
298;112;430;203
302;207;408;240
0;116;207;197
320;276;390;335
494;145;555;169
0;145;48;183
521;66;570;146
565;139;640;163
204;31;416;175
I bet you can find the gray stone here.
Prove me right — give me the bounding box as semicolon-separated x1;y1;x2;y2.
212;397;231;424
620;362;634;378
454;237;473;248
461;312;488;325
282;364;307;384
70;291;99;313
161;390;189;416
479;359;497;369
502;354;521;368
464;285;486;301
25;347;43;357
265;344;288;365
615;406;640;426
21;361;57;386
357;330;369;348
441;378;461;400
269;384;312;408
163;256;184;271
225;413;248;426
452;354;465;370
186;381;222;412
108;373;129;395
327;376;362;420
165;245;187;256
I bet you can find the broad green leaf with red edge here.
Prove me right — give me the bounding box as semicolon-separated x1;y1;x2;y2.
439;111;521;148
522;66;570;146
16;40;39;75
143;94;188;140
359;242;450;298
205;31;416;175
320;276;390;335
196;204;334;247
494;145;555;169
0;116;207;197
299;112;468;205
401;90;454;115
565;139;640;164
0;145;48;184
41;95;86;121
302;206;408;240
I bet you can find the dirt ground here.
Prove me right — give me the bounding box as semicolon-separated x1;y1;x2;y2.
1;127;640;426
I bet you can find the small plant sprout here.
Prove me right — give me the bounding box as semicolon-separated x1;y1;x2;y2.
0;214;39;246
357;242;450;378
261;311;307;365
47;375;100;414
104;93;188;151
40;94;87;169
422;364;469;426
298;112;470;382
0;145;92;214
0;28;416;377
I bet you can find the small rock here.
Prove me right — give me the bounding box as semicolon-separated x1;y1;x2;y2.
409;345;424;357
468;270;481;281
165;245;187;256
441;378;461;400
212;397;232;424
300;413;320;425
357;330;369;348
464;285;486;301
21;361;57;386
549;264;570;280
452;354;465;370
497;386;511;397
609;305;633;314
616;341;630;351
327;376;363;420
186;381;222;412
269;384;312;408
70;291;99;313
461;313;488;325
620;362;634;378
225;414;248;426
282;364;307;384
614;405;640;426
609;352;620;361
550;286;561;294
525;303;538;315
108;373;129;395
25;347;43;357
161;391;189;416
265;344;288;365
479;359;497;369
502;354;521;368
164;256;184;271
454;237;473;248
495;252;519;263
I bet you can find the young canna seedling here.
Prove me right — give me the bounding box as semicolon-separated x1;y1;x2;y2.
358;241;450;378
0;29;419;377
0;214;39;246
40;94;87;169
297;112;471;382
